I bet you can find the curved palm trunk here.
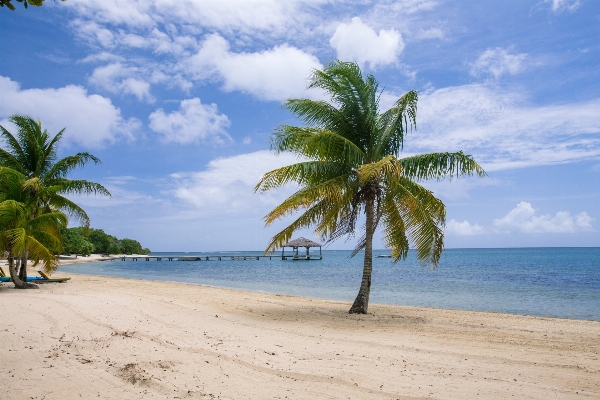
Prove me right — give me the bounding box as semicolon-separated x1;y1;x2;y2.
349;196;375;314
8;252;38;289
18;251;29;281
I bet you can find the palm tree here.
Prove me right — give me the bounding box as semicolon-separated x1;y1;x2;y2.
255;61;486;314
0;115;110;286
0;167;66;289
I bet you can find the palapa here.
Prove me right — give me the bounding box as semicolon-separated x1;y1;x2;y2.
283;237;322;248
281;237;323;260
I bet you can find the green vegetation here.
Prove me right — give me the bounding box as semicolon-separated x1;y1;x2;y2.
256;61;485;314
0;115;109;288
0;168;66;288
0;0;65;11
61;227;150;256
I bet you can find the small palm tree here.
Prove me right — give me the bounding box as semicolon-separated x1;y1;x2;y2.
255;61;485;314
0;115;110;286
0;168;66;288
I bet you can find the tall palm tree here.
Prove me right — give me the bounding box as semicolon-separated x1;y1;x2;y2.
0;167;66;289
255;61;486;314
0;115;110;286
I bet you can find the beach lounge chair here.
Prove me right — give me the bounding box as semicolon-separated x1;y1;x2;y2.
37;271;71;283
0;266;46;282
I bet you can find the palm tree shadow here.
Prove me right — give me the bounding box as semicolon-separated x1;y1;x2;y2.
240;299;428;327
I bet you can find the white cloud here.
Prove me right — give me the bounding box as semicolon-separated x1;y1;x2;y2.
169;150;301;215
71;20;116;48
412;84;600;170
148;98;231;144
0;76;139;149
80;52;125;64
66;1;154;28
329;17;404;69
187;34;322;101
546;0;581;13
66;0;320;37
117;28;197;56
493;202;594;233
470;47;527;79
446;219;485;236
89;63;155;103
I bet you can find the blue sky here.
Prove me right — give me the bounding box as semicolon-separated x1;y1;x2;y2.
0;0;598;251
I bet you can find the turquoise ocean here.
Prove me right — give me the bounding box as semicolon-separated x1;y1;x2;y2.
60;247;600;321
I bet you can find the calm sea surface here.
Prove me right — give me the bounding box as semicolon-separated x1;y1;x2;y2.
60;248;600;321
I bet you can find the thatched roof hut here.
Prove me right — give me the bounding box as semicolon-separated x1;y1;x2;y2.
281;237;323;260
283;237;322;248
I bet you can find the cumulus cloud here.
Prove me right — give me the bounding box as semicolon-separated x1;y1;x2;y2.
446;219;485;236
545;0;581;13
0;76;139;148
148;98;231;144
89;63;155;103
493;202;593;233
470;47;527;79
169;150;301;215
187;34;322;101
329;17;404;68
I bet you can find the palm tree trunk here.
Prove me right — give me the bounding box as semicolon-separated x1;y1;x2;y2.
8;252;38;289
18;251;28;281
349;196;375;314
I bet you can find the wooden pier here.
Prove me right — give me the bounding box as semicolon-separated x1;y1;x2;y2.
120;255;280;261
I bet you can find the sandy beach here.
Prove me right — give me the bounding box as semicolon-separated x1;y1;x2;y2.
1;271;599;400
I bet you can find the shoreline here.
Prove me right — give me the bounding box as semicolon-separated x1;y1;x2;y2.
56;257;600;322
1;274;598;399
69;271;600;323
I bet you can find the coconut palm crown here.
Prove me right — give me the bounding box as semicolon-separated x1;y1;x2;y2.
0;115;110;288
0;115;110;227
255;61;486;314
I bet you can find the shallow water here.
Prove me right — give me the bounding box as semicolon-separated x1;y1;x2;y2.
60;248;600;321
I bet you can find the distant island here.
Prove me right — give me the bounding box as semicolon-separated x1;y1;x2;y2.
60;227;150;256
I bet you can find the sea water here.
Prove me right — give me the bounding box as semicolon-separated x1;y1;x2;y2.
59;248;600;321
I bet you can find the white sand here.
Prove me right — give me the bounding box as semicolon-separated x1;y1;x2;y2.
1;273;598;399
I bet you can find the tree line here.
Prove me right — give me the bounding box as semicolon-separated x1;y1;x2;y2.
61;227;150;256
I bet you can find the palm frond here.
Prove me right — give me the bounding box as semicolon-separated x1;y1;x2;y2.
283;99;357;138
357;155;403;186
387;178;445;265
271;125;365;164
263;173;353;226
400;151;487;181
380;193;410;262
265;199;334;253
49;179;111;197
255;161;350;193
44;153;102;181
20;233;59;273
376;90;418;157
